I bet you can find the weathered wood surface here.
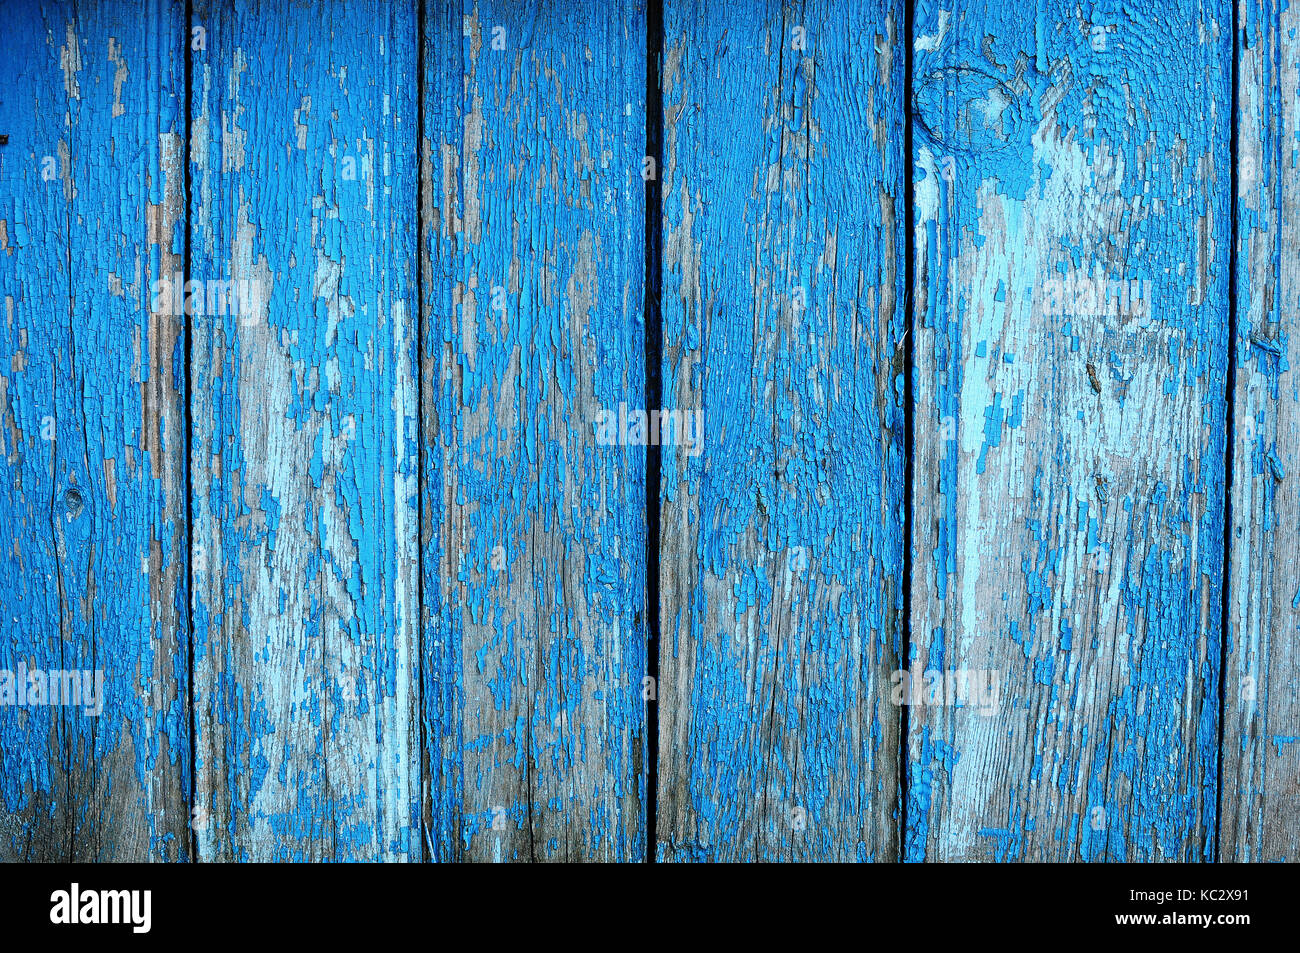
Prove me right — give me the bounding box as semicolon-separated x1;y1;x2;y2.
421;1;648;861
0;0;190;862
3;0;1300;863
657;0;907;862
1222;0;1300;863
188;0;421;861
908;0;1231;860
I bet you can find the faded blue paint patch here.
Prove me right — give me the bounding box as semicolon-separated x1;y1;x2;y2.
909;0;1230;861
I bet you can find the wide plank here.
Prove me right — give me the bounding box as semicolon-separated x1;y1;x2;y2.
657;0;908;862
908;0;1232;860
189;0;421;861
421;0;649;861
0;0;190;862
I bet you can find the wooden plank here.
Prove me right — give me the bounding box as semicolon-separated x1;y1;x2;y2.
0;0;190;862
421;1;648;861
189;0;420;861
908;0;1231;860
657;0;907;862
1222;0;1300;862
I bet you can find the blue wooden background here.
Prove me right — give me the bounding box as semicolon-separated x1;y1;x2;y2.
0;0;1295;862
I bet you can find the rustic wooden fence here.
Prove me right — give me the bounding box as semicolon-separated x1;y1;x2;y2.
0;0;1295;862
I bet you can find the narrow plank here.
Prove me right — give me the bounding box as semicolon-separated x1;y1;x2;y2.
1222;0;1300;862
421;1;648;861
908;0;1231;860
0;0;189;861
189;0;420;861
657;0;907;862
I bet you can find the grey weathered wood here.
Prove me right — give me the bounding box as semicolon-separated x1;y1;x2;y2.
657;0;907;862
421;0;648;861
908;0;1231;860
1222;0;1300;863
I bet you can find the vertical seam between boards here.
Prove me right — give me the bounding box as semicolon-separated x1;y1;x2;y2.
900;0;915;865
415;0;428;864
1216;0;1242;864
184;0;197;866
643;0;665;865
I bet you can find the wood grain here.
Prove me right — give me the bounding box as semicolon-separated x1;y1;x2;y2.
908;0;1232;860
421;0;648;861
189;0;421;861
1222;0;1300;863
0;0;190;862
657;0;907;862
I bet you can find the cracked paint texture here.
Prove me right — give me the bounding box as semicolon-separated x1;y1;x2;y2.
1;0;1298;864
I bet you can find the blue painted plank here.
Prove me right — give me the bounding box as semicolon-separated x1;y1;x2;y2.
0;0;190;861
188;0;421;861
908;0;1231;860
657;0;908;861
1222;0;1300;862
421;0;648;861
